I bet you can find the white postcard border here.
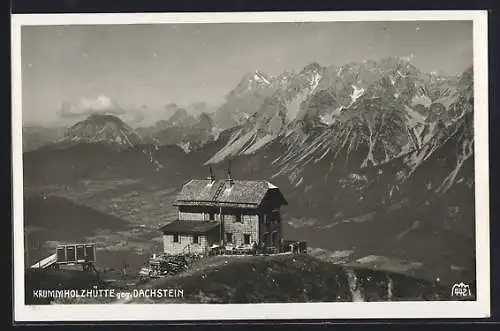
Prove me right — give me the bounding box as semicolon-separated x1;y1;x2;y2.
11;10;490;322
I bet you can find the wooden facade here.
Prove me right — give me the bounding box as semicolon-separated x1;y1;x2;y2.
162;227;220;255
160;176;287;255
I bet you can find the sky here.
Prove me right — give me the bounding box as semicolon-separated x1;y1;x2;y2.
21;20;473;126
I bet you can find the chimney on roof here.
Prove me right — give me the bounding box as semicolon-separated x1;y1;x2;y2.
226;160;234;186
208;165;215;183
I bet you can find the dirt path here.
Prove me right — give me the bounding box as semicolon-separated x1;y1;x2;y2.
344;268;365;302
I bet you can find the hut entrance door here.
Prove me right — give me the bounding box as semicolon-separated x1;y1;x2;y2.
262;232;270;247
271;231;279;247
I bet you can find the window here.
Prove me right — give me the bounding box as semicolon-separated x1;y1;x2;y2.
244;234;251;245
262;232;270;245
209;212;215;221
76;245;85;261
271;231;278;245
173;234;179;243
193;235;199;244
56;247;66;262
66;246;76;262
226;233;233;243
235;213;242;223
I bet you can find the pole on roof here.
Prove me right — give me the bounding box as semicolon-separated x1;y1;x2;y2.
209;165;215;182
220;205;223;246
227;159;233;185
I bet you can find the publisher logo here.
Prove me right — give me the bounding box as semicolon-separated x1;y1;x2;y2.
451;282;473;298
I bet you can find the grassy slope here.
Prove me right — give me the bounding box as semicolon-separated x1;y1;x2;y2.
25;254;463;305
126;254;452;304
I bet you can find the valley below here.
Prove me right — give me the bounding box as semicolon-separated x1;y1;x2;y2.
23;173;474;297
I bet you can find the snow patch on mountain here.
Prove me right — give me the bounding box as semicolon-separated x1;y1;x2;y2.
242;134;276;155
178;141;191;154
404;105;427;127
211;126;223;141
254;71;271;85
351;85;365;104
285;88;313;122
310;72;322;91
206;129;255;164
319;113;335;126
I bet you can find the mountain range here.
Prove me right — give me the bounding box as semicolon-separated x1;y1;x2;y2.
22;57;476;285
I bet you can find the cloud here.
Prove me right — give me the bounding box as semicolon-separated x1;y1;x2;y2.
400;53;415;62
131;112;146;124
124;107;147;126
165;103;182;113
59;94;125;118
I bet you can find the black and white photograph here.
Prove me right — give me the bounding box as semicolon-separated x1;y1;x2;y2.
11;11;490;321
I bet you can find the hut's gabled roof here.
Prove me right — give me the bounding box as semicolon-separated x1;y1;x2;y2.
174;179;287;209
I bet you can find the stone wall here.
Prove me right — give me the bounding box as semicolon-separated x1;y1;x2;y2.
175;205;283;248
162;234;207;255
222;212;259;246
